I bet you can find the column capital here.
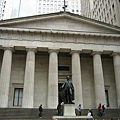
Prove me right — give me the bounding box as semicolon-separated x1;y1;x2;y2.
2;46;14;52
111;51;120;56
70;50;82;55
26;47;37;53
91;50;103;56
48;48;59;54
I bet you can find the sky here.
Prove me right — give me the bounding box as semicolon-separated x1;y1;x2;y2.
13;0;37;17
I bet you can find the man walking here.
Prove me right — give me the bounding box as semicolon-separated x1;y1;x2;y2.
39;104;43;118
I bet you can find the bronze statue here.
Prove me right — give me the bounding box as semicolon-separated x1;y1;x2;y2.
60;76;74;104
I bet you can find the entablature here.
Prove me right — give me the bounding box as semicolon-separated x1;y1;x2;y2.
0;27;120;38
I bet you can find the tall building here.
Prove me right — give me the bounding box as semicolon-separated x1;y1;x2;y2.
0;0;14;20
81;0;120;27
36;0;81;15
11;0;21;19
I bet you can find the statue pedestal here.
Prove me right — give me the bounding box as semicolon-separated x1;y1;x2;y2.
63;104;76;116
53;104;93;119
53;116;93;120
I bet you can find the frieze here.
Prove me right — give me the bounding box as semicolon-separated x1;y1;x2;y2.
0;29;120;46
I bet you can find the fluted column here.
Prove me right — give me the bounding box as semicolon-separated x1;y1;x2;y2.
22;48;36;108
47;49;59;108
112;52;120;107
92;51;106;108
0;47;14;107
71;50;83;107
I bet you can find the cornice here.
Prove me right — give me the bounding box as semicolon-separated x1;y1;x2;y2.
0;27;120;38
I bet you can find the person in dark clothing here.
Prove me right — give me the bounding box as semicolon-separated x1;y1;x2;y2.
98;103;102;117
57;103;61;116
89;109;93;116
102;104;105;116
39;104;43;118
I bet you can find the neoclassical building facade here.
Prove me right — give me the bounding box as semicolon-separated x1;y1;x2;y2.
0;12;120;109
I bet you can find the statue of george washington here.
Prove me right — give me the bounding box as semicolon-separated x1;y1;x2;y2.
60;76;74;104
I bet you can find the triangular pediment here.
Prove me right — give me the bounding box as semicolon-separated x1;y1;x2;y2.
0;12;120;34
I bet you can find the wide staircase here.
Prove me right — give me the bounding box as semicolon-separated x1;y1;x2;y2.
0;108;120;120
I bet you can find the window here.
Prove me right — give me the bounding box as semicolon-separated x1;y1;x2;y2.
104;8;105;13
50;8;53;11
107;13;109;19
102;0;104;4
105;17;106;22
58;66;70;71
114;14;116;21
105;90;109;107
111;19;113;24
106;4;108;10
99;8;100;12
13;88;23;106
112;4;114;9
95;15;96;19
76;10;79;12
109;9;112;15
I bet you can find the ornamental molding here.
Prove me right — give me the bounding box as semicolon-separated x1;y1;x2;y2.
0;27;120;38
0;27;120;46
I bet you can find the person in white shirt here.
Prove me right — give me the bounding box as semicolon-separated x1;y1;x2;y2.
77;104;82;116
87;109;92;116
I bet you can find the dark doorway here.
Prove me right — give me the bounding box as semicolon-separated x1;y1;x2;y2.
105;90;109;107
58;83;63;104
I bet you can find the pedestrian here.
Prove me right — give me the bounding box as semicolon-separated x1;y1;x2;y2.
77;104;82;116
89;109;93;116
39;104;43;118
60;102;64;116
98;103;102;117
57;103;61;116
102;104;105;116
87;109;91;116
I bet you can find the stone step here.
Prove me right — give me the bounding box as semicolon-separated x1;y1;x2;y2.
0;108;120;120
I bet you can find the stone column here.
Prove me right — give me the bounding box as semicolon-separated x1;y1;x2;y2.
112;52;120;107
47;49;59;108
92;51;106;108
0;47;14;107
71;50;83;107
22;48;36;108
